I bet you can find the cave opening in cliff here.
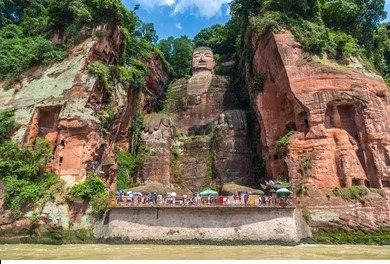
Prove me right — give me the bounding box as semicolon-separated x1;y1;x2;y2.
297;111;310;133
352;178;364;186
325;104;358;139
382;148;390;166
37;106;62;138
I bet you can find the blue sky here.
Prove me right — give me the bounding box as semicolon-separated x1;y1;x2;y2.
123;0;390;41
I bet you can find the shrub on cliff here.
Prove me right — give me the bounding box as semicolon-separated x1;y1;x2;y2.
0;138;61;217
67;174;108;218
276;131;295;148
0;109;18;144
332;186;369;200
67;175;106;200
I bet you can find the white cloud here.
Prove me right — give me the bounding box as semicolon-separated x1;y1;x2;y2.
174;0;233;18
175;22;183;30
133;0;232;18
134;0;175;9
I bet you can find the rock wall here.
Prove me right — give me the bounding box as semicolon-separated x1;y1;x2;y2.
307;190;390;230
250;30;390;192
0;25;171;187
96;207;311;243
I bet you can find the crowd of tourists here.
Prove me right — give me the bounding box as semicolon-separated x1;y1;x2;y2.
111;191;294;208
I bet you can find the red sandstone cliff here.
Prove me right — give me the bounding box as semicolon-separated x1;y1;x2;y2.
249;29;390;227
0;25;171;189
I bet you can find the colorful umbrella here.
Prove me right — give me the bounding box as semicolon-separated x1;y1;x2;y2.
199;188;218;196
276;188;293;195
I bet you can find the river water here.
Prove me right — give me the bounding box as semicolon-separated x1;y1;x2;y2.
0;244;389;259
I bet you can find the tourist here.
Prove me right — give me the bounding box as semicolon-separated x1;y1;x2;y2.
157;194;163;205
244;192;249;206
234;193;239;205
286;197;293;206
218;195;224;205
91;161;99;170
172;193;176;205
154;193;158;204
270;193;276;206
207;194;211;205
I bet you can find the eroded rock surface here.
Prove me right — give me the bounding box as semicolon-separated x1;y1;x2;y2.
0;26;171;188
250;29;390;192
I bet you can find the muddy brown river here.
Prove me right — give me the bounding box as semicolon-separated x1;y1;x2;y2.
0;244;389;259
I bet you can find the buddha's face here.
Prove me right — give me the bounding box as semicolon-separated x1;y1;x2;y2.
192;48;215;72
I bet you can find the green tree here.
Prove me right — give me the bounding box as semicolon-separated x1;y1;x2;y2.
0;138;60;216
264;0;322;21
373;23;390;82
194;24;237;60
0;109;17;144
158;35;194;77
321;0;386;54
136;22;158;44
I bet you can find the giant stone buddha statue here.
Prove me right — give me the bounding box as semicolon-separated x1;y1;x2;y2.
188;47;215;95
139;47;256;191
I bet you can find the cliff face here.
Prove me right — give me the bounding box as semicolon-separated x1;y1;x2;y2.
0;25;171;188
250;30;390;192
249;29;390;227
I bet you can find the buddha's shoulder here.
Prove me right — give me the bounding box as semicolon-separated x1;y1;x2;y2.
169;78;188;93
209;74;230;90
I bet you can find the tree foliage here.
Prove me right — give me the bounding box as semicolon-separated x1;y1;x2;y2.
228;0;389;78
158;35;194;77
136;22;158;44
193;24;237;60
0;137;61;217
0;0;142;82
67;175;106;200
0;109;17;144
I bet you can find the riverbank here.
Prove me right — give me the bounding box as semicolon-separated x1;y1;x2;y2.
1;225;390;246
1;244;390;260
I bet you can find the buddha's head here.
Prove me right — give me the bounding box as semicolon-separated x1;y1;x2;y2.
192;47;215;73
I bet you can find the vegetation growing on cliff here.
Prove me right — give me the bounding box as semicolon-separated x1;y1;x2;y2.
158;36;194;77
313;227;390;245
0;0;139;83
0;109;17;143
249;72;265;96
67;175;108;217
332;186;369;200
0;138;61;217
227;0;389;78
0;1;170;217
117;151;137;190
276;131;295;147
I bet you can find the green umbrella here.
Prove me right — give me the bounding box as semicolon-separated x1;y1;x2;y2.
200;188;218;196
276;188;293;196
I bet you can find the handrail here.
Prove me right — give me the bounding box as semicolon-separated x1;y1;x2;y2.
108;195;294;208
